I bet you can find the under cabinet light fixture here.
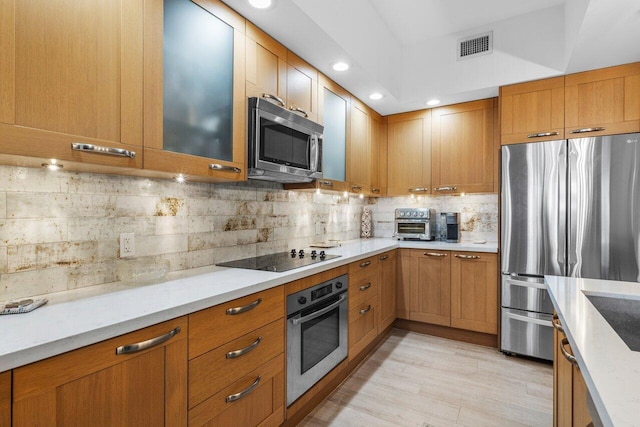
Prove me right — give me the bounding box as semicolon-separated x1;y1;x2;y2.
316;188;321;195
174;174;186;183
359;193;364;199
42;159;63;171
343;191;349;198
332;62;349;72
248;0;272;9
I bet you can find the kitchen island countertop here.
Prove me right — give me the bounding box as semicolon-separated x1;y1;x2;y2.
0;238;497;372
546;275;640;427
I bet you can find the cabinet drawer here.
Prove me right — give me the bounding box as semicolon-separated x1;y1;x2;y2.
189;286;284;359
189;318;284;409
348;256;379;282
348;295;377;360
188;354;285;427
349;273;378;311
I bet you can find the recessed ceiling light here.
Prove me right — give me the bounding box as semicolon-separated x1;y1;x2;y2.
248;0;272;9
369;93;383;100
332;62;349;72
426;99;441;106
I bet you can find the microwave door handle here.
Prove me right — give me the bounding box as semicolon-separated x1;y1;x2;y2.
310;134;319;172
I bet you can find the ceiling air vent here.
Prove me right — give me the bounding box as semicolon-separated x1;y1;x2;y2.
457;31;493;60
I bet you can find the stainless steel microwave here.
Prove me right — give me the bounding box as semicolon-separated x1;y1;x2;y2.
248;97;324;183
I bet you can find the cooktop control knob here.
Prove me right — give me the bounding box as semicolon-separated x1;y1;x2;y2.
319;250;326;259
298;249;304;257
290;249;296;257
311;250;317;258
335;281;343;289
298;296;307;305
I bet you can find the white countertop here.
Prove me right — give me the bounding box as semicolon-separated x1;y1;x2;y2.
0;238;497;372
546;275;640;427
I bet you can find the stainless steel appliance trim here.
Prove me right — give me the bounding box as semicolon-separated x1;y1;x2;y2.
209;163;241;173
71;143;136;159
290;294;346;326
500;308;553;361
115;326;181;355
425;252;447;257
226;336;262;359
359;283;371;291
226;298;262;315
359;305;372;315
560;338;579;366
504;310;552;327
527;131;559;138
501;274;554;314
225;376;261;403
289;106;308;117
569;127;605;134
261;93;285;107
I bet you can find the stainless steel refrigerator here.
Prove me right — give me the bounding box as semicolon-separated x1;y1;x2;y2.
501;132;640;361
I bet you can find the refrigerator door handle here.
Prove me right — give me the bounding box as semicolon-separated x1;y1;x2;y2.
557;142;567;274
567;140;579;276
504;277;546;290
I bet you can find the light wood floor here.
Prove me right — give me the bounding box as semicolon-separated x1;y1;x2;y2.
299;329;553;427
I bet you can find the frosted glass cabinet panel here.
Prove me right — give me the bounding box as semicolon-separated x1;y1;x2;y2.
163;0;234;161
322;88;347;181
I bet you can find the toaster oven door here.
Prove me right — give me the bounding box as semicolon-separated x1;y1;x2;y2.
395;220;429;239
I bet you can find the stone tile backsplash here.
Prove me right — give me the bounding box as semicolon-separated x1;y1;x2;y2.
0;165;498;301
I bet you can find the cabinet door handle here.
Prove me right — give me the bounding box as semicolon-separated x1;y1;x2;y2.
319;180;333;187
425;252;447;257
226;298;262;315
371;188;381;194
409;187;428;193
261;93;285;107
351;185;362;191
359;305;372;315
560;338;579;367
379;255;389;261
551;313;564;333
71;143;136;159
569;127;605;134
454;254;480;260
226;336;262;359
359;283;372;291
225;376;261;403
359;261;371;268
209;164;241;173
435;186;457;192
289;106;308;117
116;326;181;355
527;131;559;138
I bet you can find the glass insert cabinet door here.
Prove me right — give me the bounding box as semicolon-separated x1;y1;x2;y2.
163;0;234;161
321;88;347;181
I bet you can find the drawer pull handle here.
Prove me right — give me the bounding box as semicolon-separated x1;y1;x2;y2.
569;127;605;134
435;186;457;192
226;336;262;359
560;338;579;367
289;106;308;117
527;131;559;138
359;283;372;291
225;375;261;403
71;143;136;159
359;261;371;268
408;187;428;193
209;164;241;173
379;255;389;261
261;93;285;107
226;298;262;315
454;254;480;260
425;252;447;257
359;305;372;315
116;326;181;355
551;313;564;333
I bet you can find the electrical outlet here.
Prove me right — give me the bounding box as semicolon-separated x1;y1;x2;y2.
120;232;135;258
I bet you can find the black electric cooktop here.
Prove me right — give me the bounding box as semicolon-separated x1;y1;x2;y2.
216;249;340;272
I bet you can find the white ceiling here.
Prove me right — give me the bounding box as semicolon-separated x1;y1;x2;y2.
221;0;640;115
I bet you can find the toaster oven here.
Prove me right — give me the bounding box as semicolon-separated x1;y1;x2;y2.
394;208;436;241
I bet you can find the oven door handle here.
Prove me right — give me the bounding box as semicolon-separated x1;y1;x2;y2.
290;294;346;326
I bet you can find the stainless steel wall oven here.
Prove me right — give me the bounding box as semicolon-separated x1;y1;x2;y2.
286;274;348;406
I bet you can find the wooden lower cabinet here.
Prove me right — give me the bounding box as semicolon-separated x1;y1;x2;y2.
450;252;498;334
377;250;397;331
0;371;9;427
348;257;379;360
553;316;592;427
12;317;188;427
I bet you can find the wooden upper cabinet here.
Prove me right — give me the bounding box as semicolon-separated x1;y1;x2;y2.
12;317;188;427
143;0;246;181
245;22;287;105
0;371;9;427
500;76;565;144
565;62;640;137
0;0;143;168
370;112;386;196
286;51;318;123
450;252;498;334
387;110;432;196
348;99;372;193
431;98;497;194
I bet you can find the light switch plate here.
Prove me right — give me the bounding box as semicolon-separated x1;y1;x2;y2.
120;232;135;258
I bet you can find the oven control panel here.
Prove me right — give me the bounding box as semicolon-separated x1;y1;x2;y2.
286;274;348;316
